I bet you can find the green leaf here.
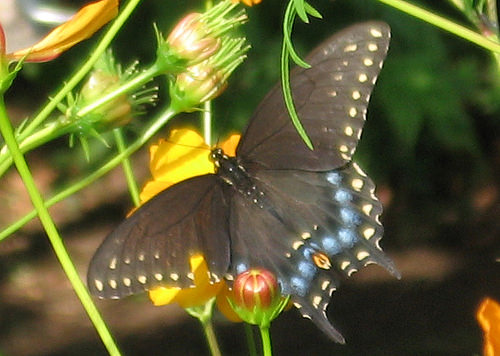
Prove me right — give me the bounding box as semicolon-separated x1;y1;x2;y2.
304;2;322;19
292;0;309;23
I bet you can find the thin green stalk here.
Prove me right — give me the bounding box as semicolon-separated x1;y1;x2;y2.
0;107;177;241
77;65;160;118
377;0;500;53
113;129;140;207
0;120;71;177
17;0;144;143
281;1;313;150
244;324;258;356
186;299;222;356
203;100;212;146
201;318;222;356
259;326;272;356
0;97;121;355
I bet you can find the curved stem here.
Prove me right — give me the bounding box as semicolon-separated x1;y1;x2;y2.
377;0;500;53
0;107;177;241
0;96;121;355
280;1;313;150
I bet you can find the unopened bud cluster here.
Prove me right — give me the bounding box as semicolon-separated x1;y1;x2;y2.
160;1;249;112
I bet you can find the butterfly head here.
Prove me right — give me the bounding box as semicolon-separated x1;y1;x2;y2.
210;147;226;168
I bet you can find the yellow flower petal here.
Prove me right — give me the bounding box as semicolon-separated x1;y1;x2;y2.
143;128;241;308
232;0;262;6
9;0;118;62
140;128;240;203
149;255;224;309
477;297;500;356
216;285;243;322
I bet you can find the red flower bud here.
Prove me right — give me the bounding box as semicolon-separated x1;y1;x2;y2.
228;268;289;328
233;269;279;310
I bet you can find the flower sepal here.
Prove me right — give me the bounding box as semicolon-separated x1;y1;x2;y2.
0;57;22;95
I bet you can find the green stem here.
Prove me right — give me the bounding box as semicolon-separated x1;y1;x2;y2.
203;100;212;146
16;0;144;143
201;318;222;356
186;299;222;356
244;324;258;356
377;0;500;53
0;97;121;355
0;120;70;177
77;65;160;118
280;1;313;150
259;326;273;356
113;129;140;207
0;107;177;241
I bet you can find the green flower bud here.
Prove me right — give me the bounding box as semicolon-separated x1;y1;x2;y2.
80;69;132;130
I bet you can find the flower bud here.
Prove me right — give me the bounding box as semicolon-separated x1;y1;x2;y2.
80;69;133;130
170;62;225;112
233;269;278;310
156;1;248;74
166;13;220;64
169;37;248;113
228;268;289;328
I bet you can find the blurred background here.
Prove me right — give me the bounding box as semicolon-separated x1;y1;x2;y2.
0;0;499;355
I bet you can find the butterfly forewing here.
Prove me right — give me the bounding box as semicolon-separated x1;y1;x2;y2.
237;22;390;171
87;175;230;299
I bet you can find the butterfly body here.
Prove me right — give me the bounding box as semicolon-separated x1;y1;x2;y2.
88;22;399;343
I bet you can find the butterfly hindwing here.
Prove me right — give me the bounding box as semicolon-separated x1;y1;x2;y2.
237;22;390;171
87;174;231;299
227;163;399;342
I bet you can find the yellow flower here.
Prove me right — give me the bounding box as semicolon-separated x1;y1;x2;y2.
477;297;500;356
232;0;262;6
3;0;118;63
143;128;241;310
149;254;224;309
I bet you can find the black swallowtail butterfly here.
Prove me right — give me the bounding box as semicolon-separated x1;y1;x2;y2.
88;22;400;343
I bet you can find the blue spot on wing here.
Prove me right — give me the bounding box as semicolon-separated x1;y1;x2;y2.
338;228;357;247
321;235;341;255
334;189;351;203
290;276;310;297
326;172;342;185
298;260;316;279
340;207;361;226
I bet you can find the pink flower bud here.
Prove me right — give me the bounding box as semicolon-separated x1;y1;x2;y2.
167;13;220;64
